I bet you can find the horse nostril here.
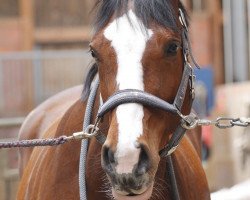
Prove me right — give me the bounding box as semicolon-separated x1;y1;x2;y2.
135;144;151;176
102;146;116;173
127;193;137;196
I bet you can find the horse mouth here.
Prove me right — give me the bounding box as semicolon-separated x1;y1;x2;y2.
111;184;154;200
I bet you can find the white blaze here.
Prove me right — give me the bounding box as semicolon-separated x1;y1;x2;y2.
104;10;153;174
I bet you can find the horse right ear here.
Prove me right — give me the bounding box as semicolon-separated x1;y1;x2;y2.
170;0;179;6
169;0;180;14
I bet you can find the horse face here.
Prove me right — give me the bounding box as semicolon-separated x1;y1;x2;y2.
90;9;188;199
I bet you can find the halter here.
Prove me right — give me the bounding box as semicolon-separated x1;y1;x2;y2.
79;8;199;200
85;8;199;157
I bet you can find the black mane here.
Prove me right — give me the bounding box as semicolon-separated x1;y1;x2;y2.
82;0;189;101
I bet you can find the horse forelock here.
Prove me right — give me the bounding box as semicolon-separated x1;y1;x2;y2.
83;0;189;101
92;0;189;33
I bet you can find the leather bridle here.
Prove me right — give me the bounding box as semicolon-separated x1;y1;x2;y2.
86;8;199;158
79;8;199;200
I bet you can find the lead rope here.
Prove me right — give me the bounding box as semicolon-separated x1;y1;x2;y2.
79;78;99;200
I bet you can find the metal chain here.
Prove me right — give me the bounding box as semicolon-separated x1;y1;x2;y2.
182;115;250;130
198;117;250;129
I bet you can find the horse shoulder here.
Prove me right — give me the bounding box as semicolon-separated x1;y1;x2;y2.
17;119;60;200
186;126;202;158
18;98;87;200
18;85;82;176
173;133;210;200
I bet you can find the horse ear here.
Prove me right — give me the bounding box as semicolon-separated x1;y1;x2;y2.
170;0;179;7
169;0;181;16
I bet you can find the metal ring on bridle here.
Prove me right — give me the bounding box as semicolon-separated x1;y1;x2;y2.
83;125;99;138
181;116;198;130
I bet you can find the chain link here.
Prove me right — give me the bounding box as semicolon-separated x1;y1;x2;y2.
181;114;250;130
231;118;250;127
197;117;250;129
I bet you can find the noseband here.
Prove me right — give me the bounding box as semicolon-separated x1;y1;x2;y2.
87;8;199;157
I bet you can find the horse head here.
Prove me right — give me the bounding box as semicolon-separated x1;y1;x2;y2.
88;0;193;199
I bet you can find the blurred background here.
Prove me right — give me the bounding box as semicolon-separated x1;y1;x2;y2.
0;0;250;199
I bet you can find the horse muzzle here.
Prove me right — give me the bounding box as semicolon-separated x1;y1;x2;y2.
101;144;154;199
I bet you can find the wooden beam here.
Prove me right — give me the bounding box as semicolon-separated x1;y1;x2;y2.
85;0;95;24
182;0;192;11
34;27;92;44
0;117;24;128
19;0;34;50
209;0;224;84
0;18;21;26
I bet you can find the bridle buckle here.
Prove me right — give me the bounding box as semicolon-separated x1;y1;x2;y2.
181;114;198;130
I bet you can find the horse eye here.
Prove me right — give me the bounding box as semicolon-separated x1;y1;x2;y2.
90;49;97;58
165;43;180;56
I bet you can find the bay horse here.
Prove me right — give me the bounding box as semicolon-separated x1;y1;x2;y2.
17;0;210;199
